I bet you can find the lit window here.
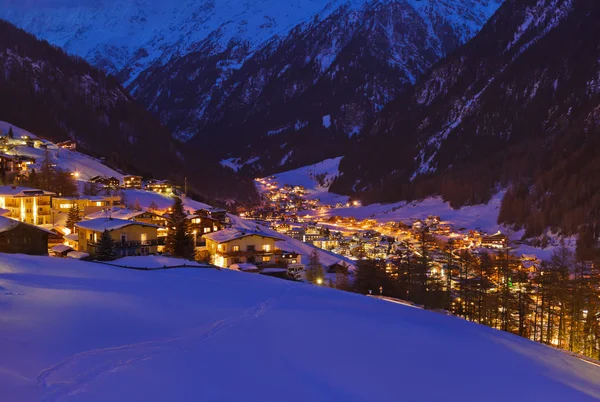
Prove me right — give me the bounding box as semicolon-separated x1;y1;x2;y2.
204;227;211;233
232;245;240;252
262;256;271;262
262;244;271;252
217;244;223;251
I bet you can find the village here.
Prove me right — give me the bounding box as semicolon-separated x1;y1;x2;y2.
0;126;318;281
0;124;593;352
246;176;541;276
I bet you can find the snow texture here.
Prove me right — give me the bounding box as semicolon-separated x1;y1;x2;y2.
1;253;600;401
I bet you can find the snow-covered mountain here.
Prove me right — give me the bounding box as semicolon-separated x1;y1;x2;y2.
1;0;503;173
2;253;600;401
0;20;261;203
333;0;600;236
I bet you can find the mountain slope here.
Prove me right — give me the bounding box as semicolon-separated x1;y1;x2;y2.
0;20;259;203
1;0;502;175
0;19;182;179
332;0;600;236
2;254;600;401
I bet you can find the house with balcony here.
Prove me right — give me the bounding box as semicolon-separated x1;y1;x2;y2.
75;218;164;257
196;207;228;223
146;179;176;194
202;228;284;268
89;176;120;188
481;232;508;249
122;175;143;189
0;186;55;225
85;207;169;237
52;195;121;215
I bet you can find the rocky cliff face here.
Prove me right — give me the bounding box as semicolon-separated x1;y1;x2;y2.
333;0;600;235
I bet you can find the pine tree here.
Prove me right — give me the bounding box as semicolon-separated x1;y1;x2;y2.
7;127;14;139
165;197;193;258
133;199;142;211
39;149;54;190
83;181;100;196
27;169;38;187
149;201;159;211
305;249;324;283
66;204;81;231
96;229;116;261
54;169;78;197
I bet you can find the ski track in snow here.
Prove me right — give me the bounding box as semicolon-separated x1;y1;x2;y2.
37;285;293;402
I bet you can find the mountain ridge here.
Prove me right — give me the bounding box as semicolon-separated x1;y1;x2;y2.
1;0;502;175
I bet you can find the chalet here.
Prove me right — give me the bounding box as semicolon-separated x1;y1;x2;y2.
203;228;283;268
43;225;70;247
146;179;175;194
313;238;339;250
13;155;35;172
85;208;168;237
0;186;55;225
76;218;163;257
52;195;121;215
481;232;508;249
187;214;223;236
0;216;53;255
56;140;76;150
327;260;355;274
0;153;15;172
89;176;120;188
122;175;143;189
196;207;228;223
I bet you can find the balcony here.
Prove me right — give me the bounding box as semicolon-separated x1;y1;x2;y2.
89;238;165;248
217;249;282;258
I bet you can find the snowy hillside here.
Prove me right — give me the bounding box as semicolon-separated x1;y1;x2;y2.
0;122;123;180
1;253;599;401
308;191;507;233
258;157;348;205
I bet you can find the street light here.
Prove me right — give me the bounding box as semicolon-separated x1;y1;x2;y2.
316;278;323;285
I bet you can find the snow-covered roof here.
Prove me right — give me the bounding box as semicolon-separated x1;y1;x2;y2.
0;186;55;197
64;233;79;242
0;216;20;233
84;208;148;221
67;251;89;259
76;218;158;232
202;228;282;243
52;244;74;253
0;216;55;235
230;263;259;272
260;268;287;274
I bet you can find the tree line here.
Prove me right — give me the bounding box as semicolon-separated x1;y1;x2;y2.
349;230;600;360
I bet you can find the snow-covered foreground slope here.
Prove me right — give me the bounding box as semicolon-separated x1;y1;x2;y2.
1;254;599;401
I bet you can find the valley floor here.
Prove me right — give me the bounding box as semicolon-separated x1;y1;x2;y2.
1;254;599;401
